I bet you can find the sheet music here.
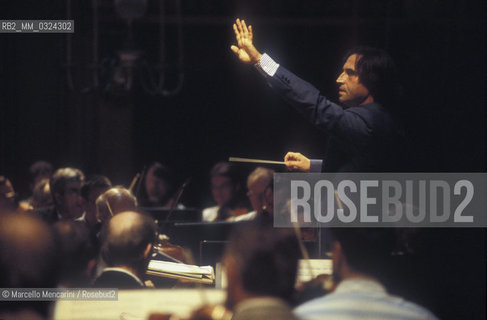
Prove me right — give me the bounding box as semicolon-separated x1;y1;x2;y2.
53;289;226;320
148;260;214;276
296;259;333;285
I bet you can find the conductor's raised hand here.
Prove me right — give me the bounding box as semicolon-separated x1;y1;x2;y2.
284;152;311;172
230;18;262;64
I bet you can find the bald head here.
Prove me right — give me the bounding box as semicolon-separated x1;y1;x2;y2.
109;211;146;237
102;211;156;268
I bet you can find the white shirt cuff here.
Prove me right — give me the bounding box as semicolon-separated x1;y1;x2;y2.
254;53;279;77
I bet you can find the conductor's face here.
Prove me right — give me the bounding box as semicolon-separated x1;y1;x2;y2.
336;54;372;106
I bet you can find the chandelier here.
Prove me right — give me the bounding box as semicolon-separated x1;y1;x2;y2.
66;0;184;96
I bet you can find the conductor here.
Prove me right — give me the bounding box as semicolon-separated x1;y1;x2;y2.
231;19;404;172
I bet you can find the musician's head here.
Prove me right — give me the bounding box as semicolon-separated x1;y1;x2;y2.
0;176;17;214
95;186;137;224
32;178;53;210
81;174;112;225
28;160;53;191
0;213;58;317
210;161;246;207
101;211;156;274
246;167;274;214
223;220;299;308
50;167;85;219
337;47;398;107
53;220;98;287
330;227;396;282
144;162;175;207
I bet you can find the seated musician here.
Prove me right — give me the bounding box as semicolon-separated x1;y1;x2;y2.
294;228;438;320
223;220;300;320
139;162;184;209
232;167;274;222
94;211;156;289
95;186;137;226
202;161;250;222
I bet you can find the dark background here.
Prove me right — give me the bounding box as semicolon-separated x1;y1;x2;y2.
0;1;485;319
1;0;485;203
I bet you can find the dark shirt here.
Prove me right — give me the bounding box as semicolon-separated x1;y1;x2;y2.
35;205;58;224
265;63;405;172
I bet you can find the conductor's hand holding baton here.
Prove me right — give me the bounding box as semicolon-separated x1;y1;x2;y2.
284;152;311;172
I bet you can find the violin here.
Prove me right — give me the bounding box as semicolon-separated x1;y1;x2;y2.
152;233;186;263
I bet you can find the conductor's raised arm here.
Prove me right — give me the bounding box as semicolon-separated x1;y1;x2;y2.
230;18;262;64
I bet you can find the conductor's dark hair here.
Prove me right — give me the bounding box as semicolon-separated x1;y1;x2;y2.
225;220;299;302
101;211;156;268
345;47;400;107
330;228;396;278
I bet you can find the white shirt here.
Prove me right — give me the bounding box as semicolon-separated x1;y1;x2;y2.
294;278;438;320
202;206;219;222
